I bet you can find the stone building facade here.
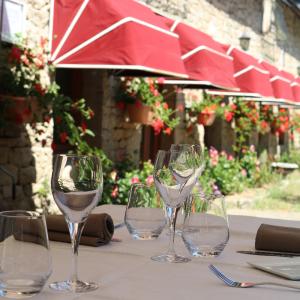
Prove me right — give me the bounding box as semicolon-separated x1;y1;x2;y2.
0;0;300;210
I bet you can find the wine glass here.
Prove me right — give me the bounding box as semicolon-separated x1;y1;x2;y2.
151;149;196;263
50;154;103;293
170;144;205;180
170;144;205;232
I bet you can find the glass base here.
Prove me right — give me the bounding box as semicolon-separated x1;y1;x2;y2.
151;254;191;263
0;288;41;299
49;280;98;293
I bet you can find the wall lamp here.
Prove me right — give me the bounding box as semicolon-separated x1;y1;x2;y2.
239;31;251;51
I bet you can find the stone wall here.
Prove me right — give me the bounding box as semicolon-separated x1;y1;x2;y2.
0;124;35;210
101;73;143;165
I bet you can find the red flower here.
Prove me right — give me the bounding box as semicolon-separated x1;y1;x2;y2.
9;46;22;62
152;119;164;135
89;110;95;118
81;122;87;133
116;101;126;111
59;132;68;144
230;104;237;111
51;142;57;151
224;111;234;122
164;127;172;135
135;100;143;108
163;103;169;110
146;175;154;186
131;177;140;184
34;83;45;96
43;115;51;123
111;186;119;198
21;55;30;66
55;116;62;124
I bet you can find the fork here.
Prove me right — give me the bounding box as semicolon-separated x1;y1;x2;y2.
209;264;300;290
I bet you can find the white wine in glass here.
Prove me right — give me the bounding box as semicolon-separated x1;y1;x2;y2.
50;154;103;293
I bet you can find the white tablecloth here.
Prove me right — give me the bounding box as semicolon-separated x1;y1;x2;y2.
37;205;300;300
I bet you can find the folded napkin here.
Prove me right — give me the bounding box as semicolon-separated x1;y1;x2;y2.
255;224;300;253
46;213;114;247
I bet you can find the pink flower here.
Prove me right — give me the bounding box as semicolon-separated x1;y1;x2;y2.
152;119;164;135
249;145;255;152
209;147;219;159
227;155;234;161
146;175;154;186
211;159;218;166
131;177;140;184
241;169;247;177
152;89;159;97
156;77;165;84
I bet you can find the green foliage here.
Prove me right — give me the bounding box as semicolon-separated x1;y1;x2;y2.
199;146;274;195
102;161;154;205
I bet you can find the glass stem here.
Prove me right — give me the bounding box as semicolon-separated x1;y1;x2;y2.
67;220;85;283
166;206;180;256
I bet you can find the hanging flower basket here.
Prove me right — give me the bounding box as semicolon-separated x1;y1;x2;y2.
0;95;42;124
197;111;216;126
127;103;154;125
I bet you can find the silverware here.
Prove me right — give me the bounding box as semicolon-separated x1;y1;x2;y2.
237;250;300;257
209;264;300;290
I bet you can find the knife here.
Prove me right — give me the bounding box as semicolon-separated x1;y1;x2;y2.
237;250;300;257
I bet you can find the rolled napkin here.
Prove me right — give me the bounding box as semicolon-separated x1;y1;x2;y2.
46;213;114;247
255;224;300;253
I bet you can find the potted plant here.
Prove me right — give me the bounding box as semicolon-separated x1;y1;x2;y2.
0;38;54;124
257;105;273;135
188;92;224;126
116;77;179;135
271;108;289;135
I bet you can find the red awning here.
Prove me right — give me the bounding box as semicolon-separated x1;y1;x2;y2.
49;0;187;77
279;70;300;104
259;61;294;103
159;18;238;90
218;46;274;99
292;77;300;104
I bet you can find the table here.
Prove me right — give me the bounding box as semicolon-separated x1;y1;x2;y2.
37;205;300;300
